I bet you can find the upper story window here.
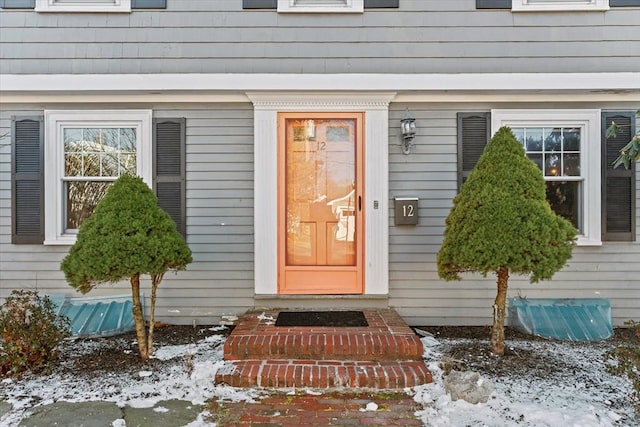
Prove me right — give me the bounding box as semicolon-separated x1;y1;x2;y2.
492;109;601;246
35;0;132;12
277;0;364;13
512;0;609;11
44;110;152;245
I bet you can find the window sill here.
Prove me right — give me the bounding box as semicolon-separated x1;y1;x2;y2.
277;0;364;13
44;236;76;246
35;0;131;13
576;236;603;246
512;0;609;12
512;6;609;11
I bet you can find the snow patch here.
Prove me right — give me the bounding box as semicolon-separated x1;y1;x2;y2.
360;402;378;412
414;335;635;426
0;328;635;426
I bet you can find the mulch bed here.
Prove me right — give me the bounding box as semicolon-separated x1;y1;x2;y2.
59;324;230;376
58;323;638;381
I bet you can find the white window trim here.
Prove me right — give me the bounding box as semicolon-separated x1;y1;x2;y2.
277;0;364;13
512;0;609;12
35;0;131;13
44;110;152;245
491;109;602;246
247;92;395;296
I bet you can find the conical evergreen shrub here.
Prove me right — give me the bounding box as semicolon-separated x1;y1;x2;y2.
437;126;576;355
61;175;192;359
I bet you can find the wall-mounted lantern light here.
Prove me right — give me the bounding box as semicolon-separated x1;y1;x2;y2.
400;109;416;154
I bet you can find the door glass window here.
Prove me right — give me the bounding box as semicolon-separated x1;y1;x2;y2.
285;118;357;266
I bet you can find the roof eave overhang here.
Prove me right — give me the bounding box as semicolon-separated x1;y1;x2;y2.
1;73;639;103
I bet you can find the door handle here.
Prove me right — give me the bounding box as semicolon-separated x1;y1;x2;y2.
358;195;362;211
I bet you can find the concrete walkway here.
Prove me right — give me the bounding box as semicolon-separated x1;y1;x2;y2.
3;391;423;426
1;399;203;427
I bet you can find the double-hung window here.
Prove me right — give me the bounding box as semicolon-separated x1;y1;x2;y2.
35;0;132;12
277;0;364;13
512;0;610;11
44;110;152;244
492;109;601;246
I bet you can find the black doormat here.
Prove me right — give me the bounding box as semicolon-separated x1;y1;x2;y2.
275;311;368;327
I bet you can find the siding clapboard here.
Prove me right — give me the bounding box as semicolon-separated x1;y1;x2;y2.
388;103;640;326
1;0;639;74
1;103;639;325
0;104;255;324
1;0;639;326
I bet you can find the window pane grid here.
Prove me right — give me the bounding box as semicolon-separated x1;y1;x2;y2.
63;127;137;179
65;180;112;230
62;126;137;231
512;126;583;232
513;127;581;177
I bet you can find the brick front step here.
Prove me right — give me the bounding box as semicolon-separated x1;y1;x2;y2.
215;359;433;389
220;309;432;389
224;331;423;361
223;309;424;362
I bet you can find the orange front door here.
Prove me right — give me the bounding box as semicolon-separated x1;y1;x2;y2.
278;112;364;294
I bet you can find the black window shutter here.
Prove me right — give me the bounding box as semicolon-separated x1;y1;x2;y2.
11;117;44;244
611;0;640;6
0;0;35;8
131;0;166;9
153;118;186;237
476;0;511;8
242;0;276;8
457;112;491;190
364;0;399;7
602;111;636;242
243;0;399;9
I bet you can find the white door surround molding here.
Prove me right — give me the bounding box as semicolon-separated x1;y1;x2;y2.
247;92;396;296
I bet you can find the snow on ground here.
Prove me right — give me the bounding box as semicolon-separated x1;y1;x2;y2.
0;327;637;426
0;327;263;426
415;336;636;426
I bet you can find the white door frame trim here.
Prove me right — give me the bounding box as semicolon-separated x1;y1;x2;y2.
247;92;396;296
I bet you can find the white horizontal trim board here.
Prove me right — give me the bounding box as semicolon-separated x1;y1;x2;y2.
2;73;639;94
2;93;639;104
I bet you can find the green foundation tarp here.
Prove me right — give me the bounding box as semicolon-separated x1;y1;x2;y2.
50;293;137;338
509;298;613;341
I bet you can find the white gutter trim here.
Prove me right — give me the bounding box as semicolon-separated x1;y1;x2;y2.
1;92;638;104
1;73;639;93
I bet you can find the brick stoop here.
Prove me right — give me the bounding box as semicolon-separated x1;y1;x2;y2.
217;359;432;389
215;309;432;390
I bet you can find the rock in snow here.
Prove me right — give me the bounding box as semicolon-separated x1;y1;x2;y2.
443;370;494;404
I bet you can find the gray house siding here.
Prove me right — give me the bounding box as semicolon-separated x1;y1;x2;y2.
2;101;638;325
387;102;640;326
1;0;639;74
0;103;255;324
1;0;639;326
